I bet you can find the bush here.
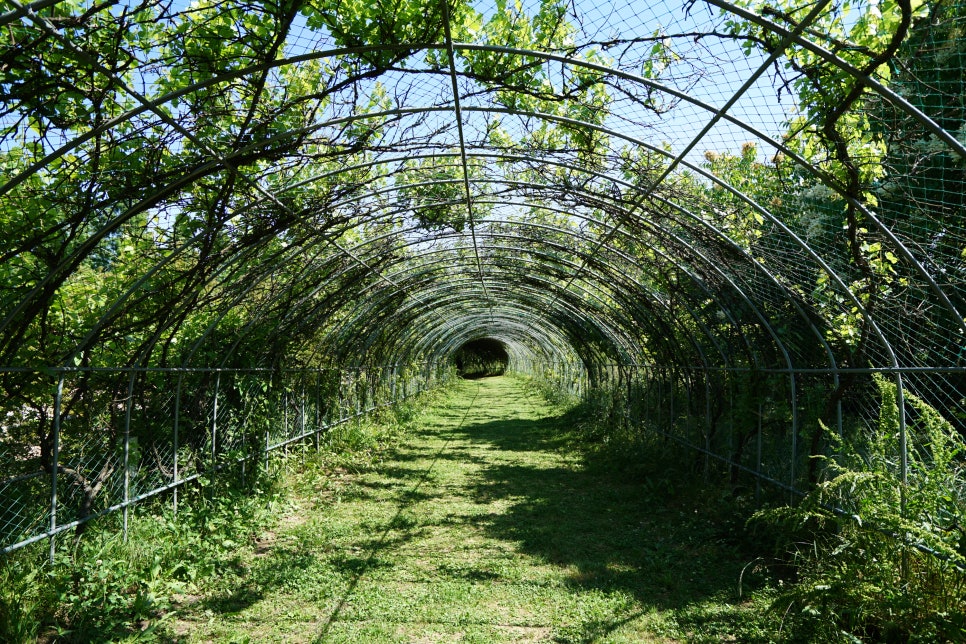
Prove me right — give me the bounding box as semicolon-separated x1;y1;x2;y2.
750;375;966;642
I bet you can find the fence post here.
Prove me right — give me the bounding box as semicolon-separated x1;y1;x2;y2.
211;372;220;495
123;370;136;543
355;369;361;430
669;372;675;435
315;371;321;453
896;371;909;578
756;400;763;504
790;371;798;496
264;428;270;475
300;377;307;467
729;377;735;478
240;375;246;481
704;373;711;480
656;372;662;430
685;380;692;445
49;375;64;563
173;375;182;518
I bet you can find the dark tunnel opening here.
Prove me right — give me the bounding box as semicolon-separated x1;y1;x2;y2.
453;338;510;379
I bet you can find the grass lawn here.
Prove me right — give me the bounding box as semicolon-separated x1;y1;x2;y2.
168;376;774;643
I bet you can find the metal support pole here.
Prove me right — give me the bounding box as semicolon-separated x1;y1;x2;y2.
705;375;712;480
300;379;306;467
211;372;220;495
240;377;246;481
685;383;692;445
729;379;735;473
756;401;763;504
123;370;136;543
790;371;799;495
173;375;182;518
49;375;64;563
355;370;361;425
657;375;663;430
626;369;633;429
895;371;910;579
896;372;908;509
315;372;321;453
264;429;270;475
669;374;675;435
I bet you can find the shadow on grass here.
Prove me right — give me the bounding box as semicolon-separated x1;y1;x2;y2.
454;404;768;639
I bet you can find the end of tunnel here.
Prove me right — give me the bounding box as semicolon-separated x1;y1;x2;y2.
452;338;509;378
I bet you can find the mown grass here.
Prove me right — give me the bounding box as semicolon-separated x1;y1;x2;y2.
162;375;776;642
2;376;781;642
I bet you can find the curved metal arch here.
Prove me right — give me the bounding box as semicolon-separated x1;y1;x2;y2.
307;179;794;370
361;308;576;370
5;17;960;349
58;147;824;378
246;147;835;369
1;5;960;388
214;100;906;366
302;258;661;371
249;195;772;377
384;307;586;372
405;311;594;374
335;257;665;368
329;269;642;366
378;255;712;373
0;78;849;330
293;216;716;368
282;168;793;363
324;274;639;368
406;312;581;365
0;102;897;372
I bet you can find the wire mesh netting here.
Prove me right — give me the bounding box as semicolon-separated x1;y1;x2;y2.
0;364;444;552
0;0;965;562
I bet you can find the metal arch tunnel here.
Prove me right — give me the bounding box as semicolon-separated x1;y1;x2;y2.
2;0;966;552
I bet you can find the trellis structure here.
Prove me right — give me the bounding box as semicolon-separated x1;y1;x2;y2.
1;0;965;560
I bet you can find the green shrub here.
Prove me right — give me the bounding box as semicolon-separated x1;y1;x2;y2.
751;375;966;642
0;470;278;642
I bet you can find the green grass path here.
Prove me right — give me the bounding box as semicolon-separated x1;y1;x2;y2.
174;376;763;643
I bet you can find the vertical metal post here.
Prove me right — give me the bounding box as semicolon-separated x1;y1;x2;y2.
240;375;246;481
685;382;691;444
264;429;270;475
211;372;220;495
729;378;735;467
895;372;908;507
669;373;675;434
300;379;306;467
836;372;844;440
895;371;909;578
123;370;136;543
704;374;711;479
790;371;799;495
315;371;321;453
756;401;763;503
173;375;182;518
355;369;362;434
626;368;633;429
49;375;64;563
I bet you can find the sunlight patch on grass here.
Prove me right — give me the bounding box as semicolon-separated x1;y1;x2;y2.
168;376;773;643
